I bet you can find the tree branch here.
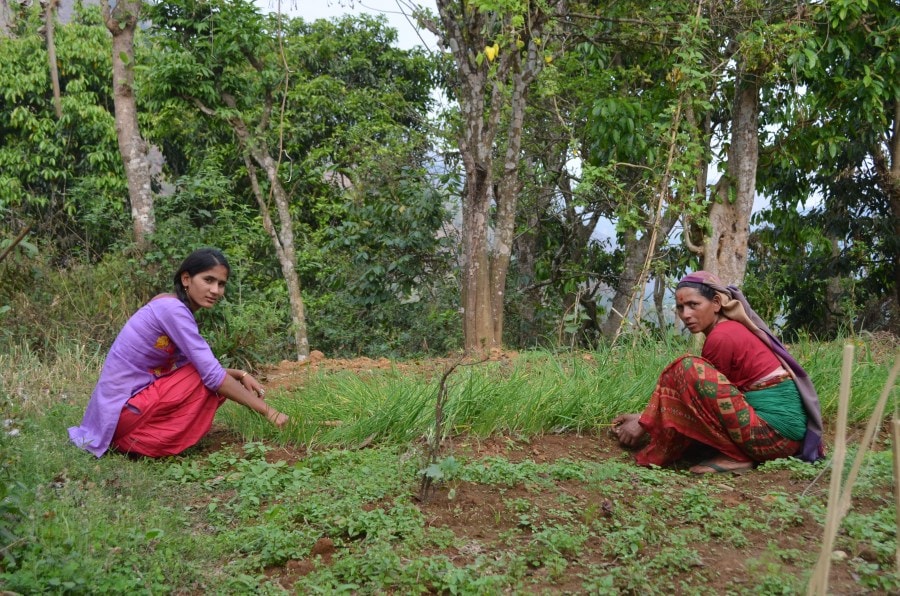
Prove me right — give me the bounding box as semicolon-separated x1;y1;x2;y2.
0;225;31;265
189;97;217;117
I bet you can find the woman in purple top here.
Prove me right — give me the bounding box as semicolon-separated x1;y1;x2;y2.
68;248;289;457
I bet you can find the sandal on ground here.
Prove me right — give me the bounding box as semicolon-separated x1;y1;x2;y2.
689;458;754;475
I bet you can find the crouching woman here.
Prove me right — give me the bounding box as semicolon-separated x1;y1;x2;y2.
613;271;824;474
69;248;288;458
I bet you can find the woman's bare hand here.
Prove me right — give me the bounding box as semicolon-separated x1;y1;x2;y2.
240;373;266;398
611;413;646;447
269;411;289;429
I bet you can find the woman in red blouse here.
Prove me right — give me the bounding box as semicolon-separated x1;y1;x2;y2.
612;271;824;474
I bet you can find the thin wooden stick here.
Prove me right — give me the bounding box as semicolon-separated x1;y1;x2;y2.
417;356;489;503
838;354;900;517
807;343;853;596
892;417;900;574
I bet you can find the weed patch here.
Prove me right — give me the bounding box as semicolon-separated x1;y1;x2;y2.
2;346;898;593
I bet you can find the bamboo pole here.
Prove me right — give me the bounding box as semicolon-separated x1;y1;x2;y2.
807;343;854;596
837;354;900;518
892;417;900;573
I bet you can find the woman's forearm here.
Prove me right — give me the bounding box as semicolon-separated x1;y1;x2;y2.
217;375;288;427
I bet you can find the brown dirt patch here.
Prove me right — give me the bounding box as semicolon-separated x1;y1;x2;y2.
242;426;889;594
425;433;828;587
234;354;895;593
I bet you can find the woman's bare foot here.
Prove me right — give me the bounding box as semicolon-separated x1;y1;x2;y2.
611;413;646;447
689;456;754;475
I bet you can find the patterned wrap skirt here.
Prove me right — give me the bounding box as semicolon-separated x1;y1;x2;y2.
635;355;801;467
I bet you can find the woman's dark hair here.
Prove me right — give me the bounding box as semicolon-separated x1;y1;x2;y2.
173;248;231;306
675;280;717;300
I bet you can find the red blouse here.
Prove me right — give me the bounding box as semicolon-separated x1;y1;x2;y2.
701;320;782;391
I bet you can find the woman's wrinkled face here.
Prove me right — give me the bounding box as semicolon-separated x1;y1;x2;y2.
675;287;720;335
181;264;228;312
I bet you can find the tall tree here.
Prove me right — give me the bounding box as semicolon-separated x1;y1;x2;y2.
422;0;566;352
0;4;128;256
41;0;62;118
702;63;759;285
145;2;438;359
556;2;710;341
146;0;310;359
102;0;155;250
673;1;815;288
751;0;899;335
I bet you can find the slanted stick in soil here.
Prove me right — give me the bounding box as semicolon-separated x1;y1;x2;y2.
892;416;900;573
837;353;900;518
418;356;488;502
808;343;853;596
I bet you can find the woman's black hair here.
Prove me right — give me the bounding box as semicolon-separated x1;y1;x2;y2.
173;248;231;306
675;280;717;300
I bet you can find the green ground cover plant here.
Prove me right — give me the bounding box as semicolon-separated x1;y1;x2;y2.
0;337;897;593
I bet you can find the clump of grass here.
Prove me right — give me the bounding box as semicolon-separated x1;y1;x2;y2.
221;358;642;448
793;337;895;424
0;342;103;416
1;254;145;357
220;337;896;449
1;335;898;593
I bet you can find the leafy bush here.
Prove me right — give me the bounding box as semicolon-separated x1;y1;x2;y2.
307;285;461;358
198;294;295;367
0;247;145;354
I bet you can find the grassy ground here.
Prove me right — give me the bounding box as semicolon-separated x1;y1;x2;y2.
1;336;898;594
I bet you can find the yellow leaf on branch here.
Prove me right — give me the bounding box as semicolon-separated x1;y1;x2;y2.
484;43;499;62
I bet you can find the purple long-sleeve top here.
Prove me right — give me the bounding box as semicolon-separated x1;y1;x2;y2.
68;295;227;457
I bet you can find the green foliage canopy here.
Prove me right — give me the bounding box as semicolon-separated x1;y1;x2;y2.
0;5;128;256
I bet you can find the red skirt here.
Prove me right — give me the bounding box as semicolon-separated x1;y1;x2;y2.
635;355;801;467
111;364;225;457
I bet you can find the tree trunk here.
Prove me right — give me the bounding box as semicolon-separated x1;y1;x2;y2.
103;0;155;250
42;0;61;118
511;164;547;340
600;210;677;339
873;101;900;306
225;105;309;361
601;227;648;339
653;273;667;332
429;0;564;353
490;60;535;345
460;170;495;351
703;71;759;286
556;159;602;333
824;234;845;333
891;103;900;307
0;0;14;38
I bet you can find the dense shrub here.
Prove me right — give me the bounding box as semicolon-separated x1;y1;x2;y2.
0;247;146;354
0;241;462;364
307;286;461;359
